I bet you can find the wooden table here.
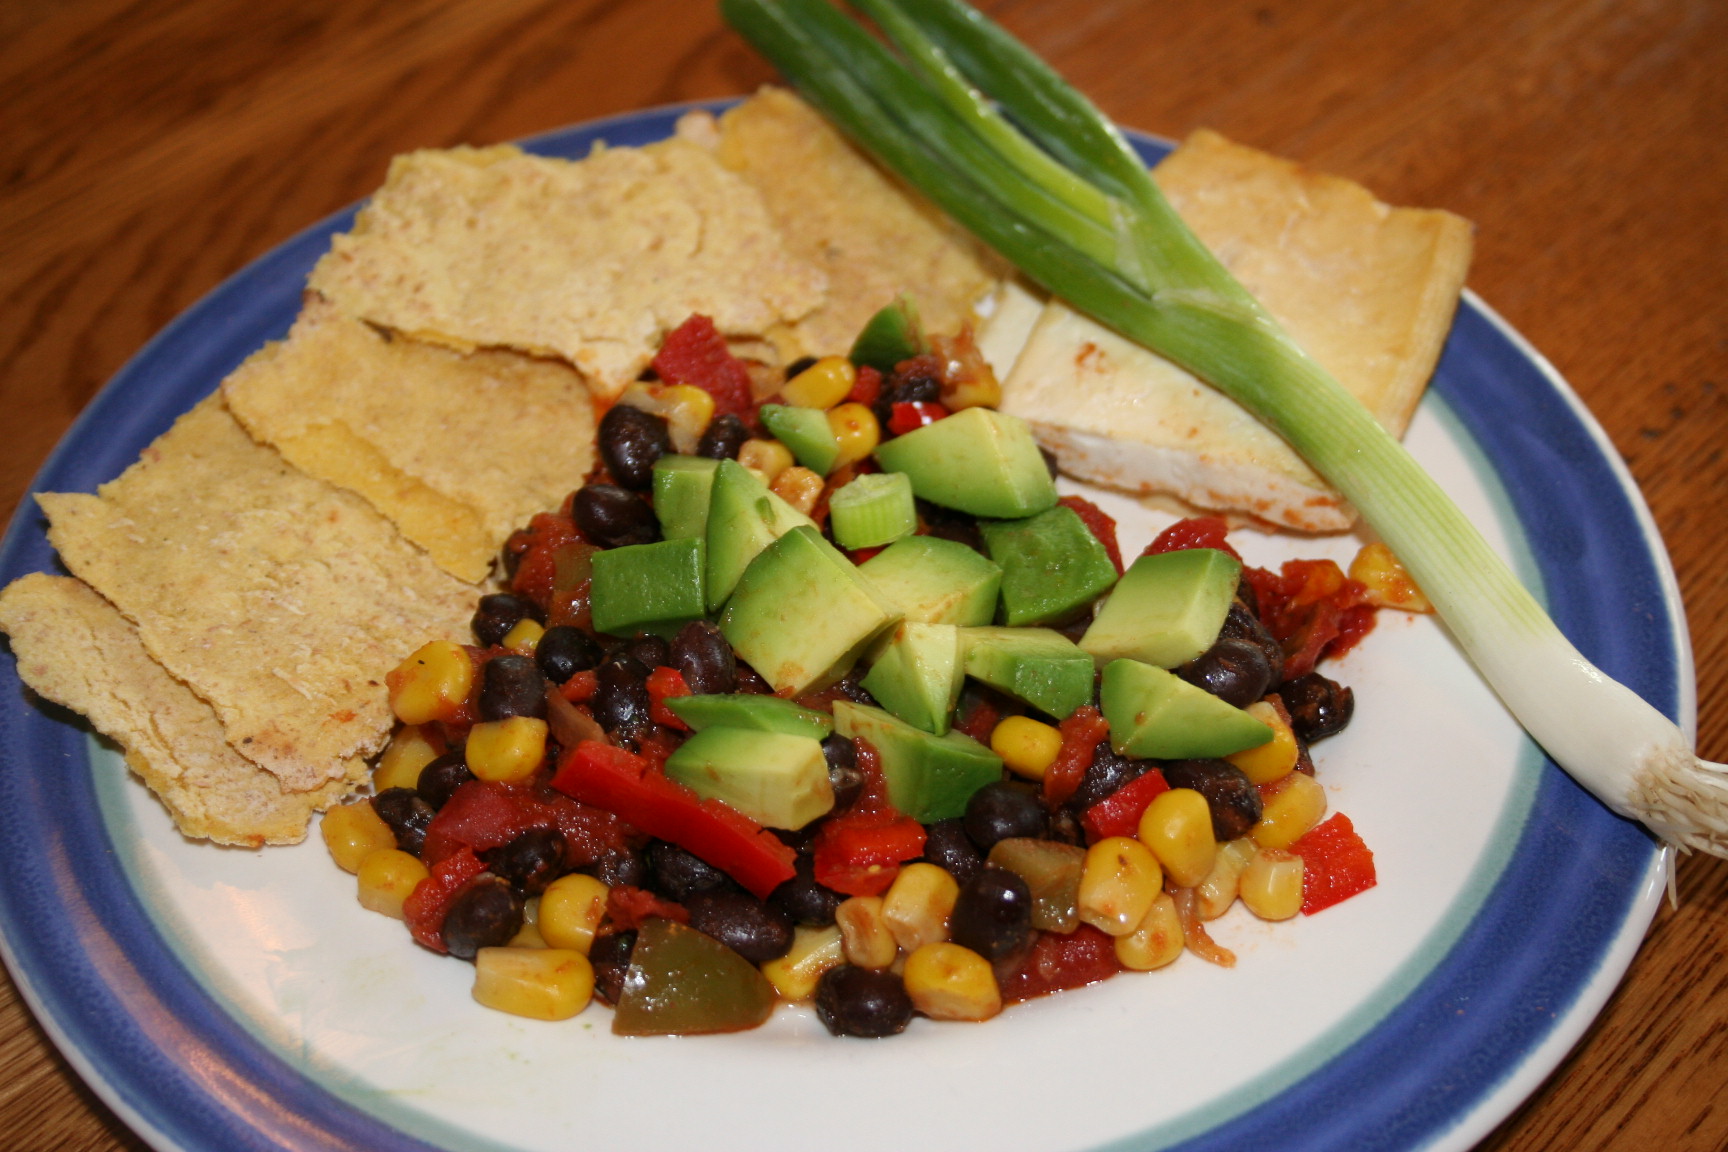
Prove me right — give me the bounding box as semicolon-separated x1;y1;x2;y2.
1;1;1723;1148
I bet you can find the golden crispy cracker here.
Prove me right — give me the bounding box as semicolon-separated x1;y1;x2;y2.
223;299;595;583
306;138;826;399
0;574;356;846
38;396;474;792
705;88;1007;359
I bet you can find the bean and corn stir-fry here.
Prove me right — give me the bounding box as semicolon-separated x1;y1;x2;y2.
324;306;1411;1037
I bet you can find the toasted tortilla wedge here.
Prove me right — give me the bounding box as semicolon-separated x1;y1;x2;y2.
223;299;595;583
992;129;1472;532
38;395;475;792
306;137;826;399
0;574;355;846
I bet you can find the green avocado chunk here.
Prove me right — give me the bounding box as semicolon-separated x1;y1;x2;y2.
719;526;899;696
704;458;817;612
832;701;1003;823
872;406;1058;519
651;455;719;542
1081;548;1241;668
861;622;964;734
759;404;840;475
664;727;835;830
960;626;1096;721
588;536;706;639
856;535;1002;626
980;504;1118;626
611;918;776;1036
1098;658;1273;758
665;694;834;739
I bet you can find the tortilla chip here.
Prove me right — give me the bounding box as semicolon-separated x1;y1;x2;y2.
38;396;475;792
223;299;595;583
702;88;1006;359
0;574;356;846
306;138;827;399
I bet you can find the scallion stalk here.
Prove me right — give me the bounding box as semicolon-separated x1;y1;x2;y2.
720;0;1728;854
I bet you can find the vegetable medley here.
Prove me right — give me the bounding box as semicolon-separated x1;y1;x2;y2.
322;304;1415;1037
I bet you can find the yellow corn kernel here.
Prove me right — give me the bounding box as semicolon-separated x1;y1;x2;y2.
465;716;549;783
770;465;824;516
1114;892;1184;971
761;925;845;1001
882;862;959;953
826;402;881;470
943;364;1002;410
472;947;594;1021
902;942;1002;1022
356;848;429;919
1239;848;1305;921
509;919;548;949
374;724;440;792
1137;788;1218;889
1196;837;1258;920
1077;836;1163;937
835;896;899;970
321;800;397;873
738;437;795;484
1226;701;1299;785
1252;771;1328;850
781;355;857;409
501;617;545;654
538;873;609;954
387;640;474;725
1349;541;1433;613
989;715;1064;780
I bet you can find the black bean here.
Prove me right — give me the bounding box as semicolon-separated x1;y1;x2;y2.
1162;759;1263;841
624;634;670;671
647;840;731;901
814;965;914;1038
922;818;984;885
598;404;670;489
671;621;737;696
442;875;523;960
696;413;751;460
536;625;603;684
1220;600;1284;684
949;866;1035;964
372;787;435;856
918;500;986;554
479;654;548;722
1280;672;1355;742
769;855;844;926
963;781;1047;851
783;355;819;381
572;484;660;549
470;592;544;648
592;655;651;735
1178;636;1277;709
685;889;794;964
416;752;474;811
486;828;567;896
872;372;941;431
1038;445;1060;480
1067;741;1151;813
589;931;636;1005
587;846;650;890
822;736;865;811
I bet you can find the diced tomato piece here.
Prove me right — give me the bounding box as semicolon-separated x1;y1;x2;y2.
846;363;883;406
646;666;693;729
651;314;754;417
1079;768;1170;843
1043;705;1109;808
888;400;948;435
847;545;885;565
954;694;1001;743
402;847;488;954
810;808;929;897
605;885;689;931
1245;559;1376;680
419;778;635;869
999;925;1123;1002
1292;813;1377;914
1058;495;1123;574
507;512;584;608
1144;516;1242;563
560;669;598;703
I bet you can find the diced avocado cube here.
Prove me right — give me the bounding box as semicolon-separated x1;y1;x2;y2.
589;536;706;638
832;701;1002;823
759;404;840;476
652;455;720;541
720;526;900;696
861;622;963;734
980;505;1118;626
872;407;1058;519
1081;548;1242;668
849;296;925;372
1098;658;1273;758
666;694;834;740
857;536;1002;626
664;727;835;830
829;472;917;550
960;626;1096;721
704;458;817;611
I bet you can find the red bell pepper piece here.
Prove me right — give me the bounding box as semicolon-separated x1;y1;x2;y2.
559;668;598;703
1079;768;1170;843
646;666;693;729
651;314;754;417
1143;515;1242;563
402;847;488;954
1058;495;1124;574
887;400;948;435
998;925;1123;1002
1291;813;1377;915
1043;705;1109;808
846;363;883;406
550;740;796;898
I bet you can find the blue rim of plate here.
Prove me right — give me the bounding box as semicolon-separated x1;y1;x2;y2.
0;102;1679;1152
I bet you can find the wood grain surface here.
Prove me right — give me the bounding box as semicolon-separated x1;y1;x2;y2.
1;0;1723;1149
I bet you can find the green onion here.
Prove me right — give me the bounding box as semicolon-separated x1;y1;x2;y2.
721;0;1727;854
